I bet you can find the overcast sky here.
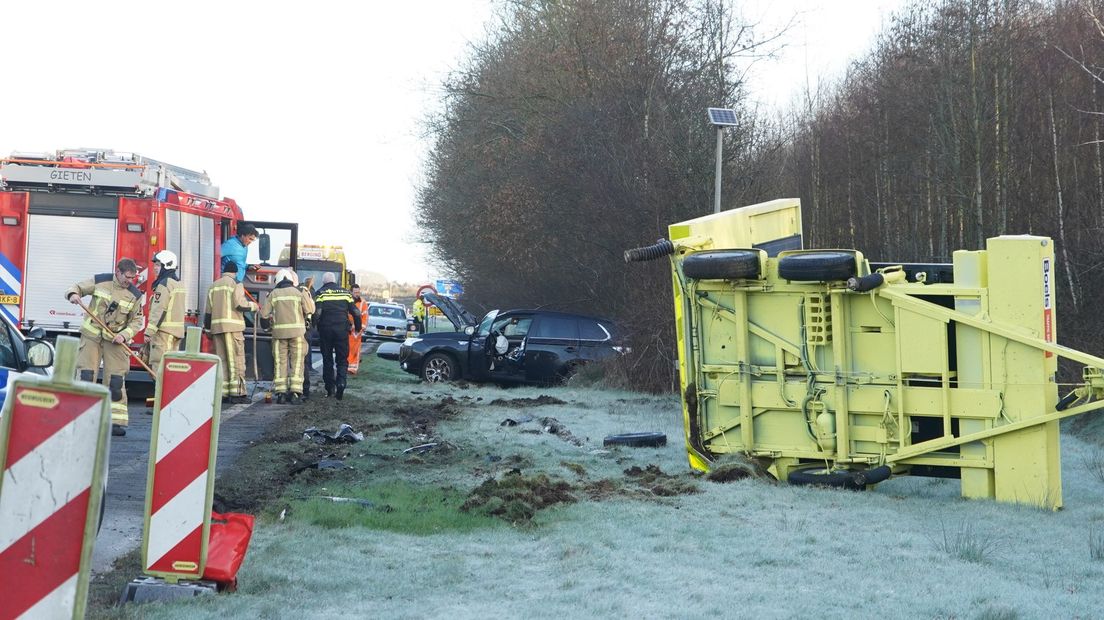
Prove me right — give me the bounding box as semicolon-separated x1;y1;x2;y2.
0;0;904;284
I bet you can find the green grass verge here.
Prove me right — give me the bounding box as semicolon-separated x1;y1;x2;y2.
286;480;501;534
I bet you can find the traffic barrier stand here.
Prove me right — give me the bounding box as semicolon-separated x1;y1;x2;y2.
0;336;111;620
122;327;225;604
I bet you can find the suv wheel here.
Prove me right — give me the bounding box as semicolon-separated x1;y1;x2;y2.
421;353;457;383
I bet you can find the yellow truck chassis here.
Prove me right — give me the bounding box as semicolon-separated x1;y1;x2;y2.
630;199;1104;509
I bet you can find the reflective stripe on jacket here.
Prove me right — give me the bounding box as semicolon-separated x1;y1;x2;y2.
66;274;145;341
261;282;311;339
206;273;256;334
148;277;186;338
313;283;362;332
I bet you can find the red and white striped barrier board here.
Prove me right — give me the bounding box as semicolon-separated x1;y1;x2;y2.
142;347;222;581
0;337;111;620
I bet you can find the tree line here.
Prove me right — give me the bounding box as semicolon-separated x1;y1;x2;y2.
417;0;1104;391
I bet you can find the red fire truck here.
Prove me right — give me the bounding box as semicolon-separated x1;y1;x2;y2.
0;148;297;382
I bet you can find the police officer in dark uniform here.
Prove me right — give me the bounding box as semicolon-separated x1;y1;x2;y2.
313;272;362;400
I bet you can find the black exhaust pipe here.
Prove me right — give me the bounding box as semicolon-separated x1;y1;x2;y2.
624;239;675;263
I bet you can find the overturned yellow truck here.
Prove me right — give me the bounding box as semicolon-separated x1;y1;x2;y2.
627;198;1104;509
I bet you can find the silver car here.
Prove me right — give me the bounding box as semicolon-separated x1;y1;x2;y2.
364;303;411;341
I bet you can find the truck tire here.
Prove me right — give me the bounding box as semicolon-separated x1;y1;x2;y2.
778;251;857;282
420;353;457;383
787;466;864;490
603;432;667;448
683;250;761;280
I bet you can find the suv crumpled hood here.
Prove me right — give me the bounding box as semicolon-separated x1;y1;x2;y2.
422;292;479;330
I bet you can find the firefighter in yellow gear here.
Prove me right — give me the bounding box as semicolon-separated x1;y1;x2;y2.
144;250;186;376
66;257;146;437
261;269;315;403
346;284;369;374
204;262;257;404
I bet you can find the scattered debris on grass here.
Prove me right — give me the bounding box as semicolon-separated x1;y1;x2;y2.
303;423;365;444
540;416;586;446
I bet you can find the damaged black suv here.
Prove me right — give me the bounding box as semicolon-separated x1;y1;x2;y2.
398;293;625;385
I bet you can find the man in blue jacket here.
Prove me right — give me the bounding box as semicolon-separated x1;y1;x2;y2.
220;223;258;283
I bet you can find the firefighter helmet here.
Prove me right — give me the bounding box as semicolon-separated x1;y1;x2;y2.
153;250;178;270
275;268;296;285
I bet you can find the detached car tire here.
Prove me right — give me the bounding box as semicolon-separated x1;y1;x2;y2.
603;432;667;448
778;251;857;282
683;250;761;280
421;353;457;383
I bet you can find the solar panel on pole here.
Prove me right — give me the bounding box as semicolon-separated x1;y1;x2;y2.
707;108;739;126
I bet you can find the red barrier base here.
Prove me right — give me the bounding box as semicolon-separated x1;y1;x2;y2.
202;512;255;586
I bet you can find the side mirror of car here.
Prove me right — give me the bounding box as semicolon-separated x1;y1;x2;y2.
26;340;55;369
258;233;272;262
464;326;475;336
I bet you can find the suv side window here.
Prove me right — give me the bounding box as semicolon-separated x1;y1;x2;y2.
578;319;610;341
530;316;579;339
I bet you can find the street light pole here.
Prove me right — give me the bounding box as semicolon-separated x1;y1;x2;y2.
707;107;739;215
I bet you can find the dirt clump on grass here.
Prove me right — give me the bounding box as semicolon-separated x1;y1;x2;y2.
461;471;577;524
705;455;772;483
581;465;699;501
392;398;462;438
488;395;567;408
623;464;700;496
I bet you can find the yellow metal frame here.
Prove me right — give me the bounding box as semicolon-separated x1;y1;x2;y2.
670;201;1095;508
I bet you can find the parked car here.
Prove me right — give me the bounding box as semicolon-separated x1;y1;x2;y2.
363;302;413;341
0;318;55;406
398;293;625;385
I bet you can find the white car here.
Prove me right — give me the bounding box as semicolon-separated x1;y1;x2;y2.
363;303;412;341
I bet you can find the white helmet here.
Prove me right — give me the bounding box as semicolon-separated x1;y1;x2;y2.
153;250;177;270
275;268;297;285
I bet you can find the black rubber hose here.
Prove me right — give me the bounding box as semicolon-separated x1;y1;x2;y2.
624;239;675;263
847;273;885;292
851;465;891;487
1056;391;1080;411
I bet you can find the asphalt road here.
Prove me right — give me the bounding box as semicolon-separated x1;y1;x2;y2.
90;393;290;574
91;339;382;574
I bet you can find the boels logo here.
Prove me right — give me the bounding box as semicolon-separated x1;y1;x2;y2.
17;390;59;408
166;362;192;373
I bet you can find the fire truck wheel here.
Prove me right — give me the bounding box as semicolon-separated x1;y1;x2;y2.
787;465;866;490
778;251;857;282
682;250;761;280
421;353;458;383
